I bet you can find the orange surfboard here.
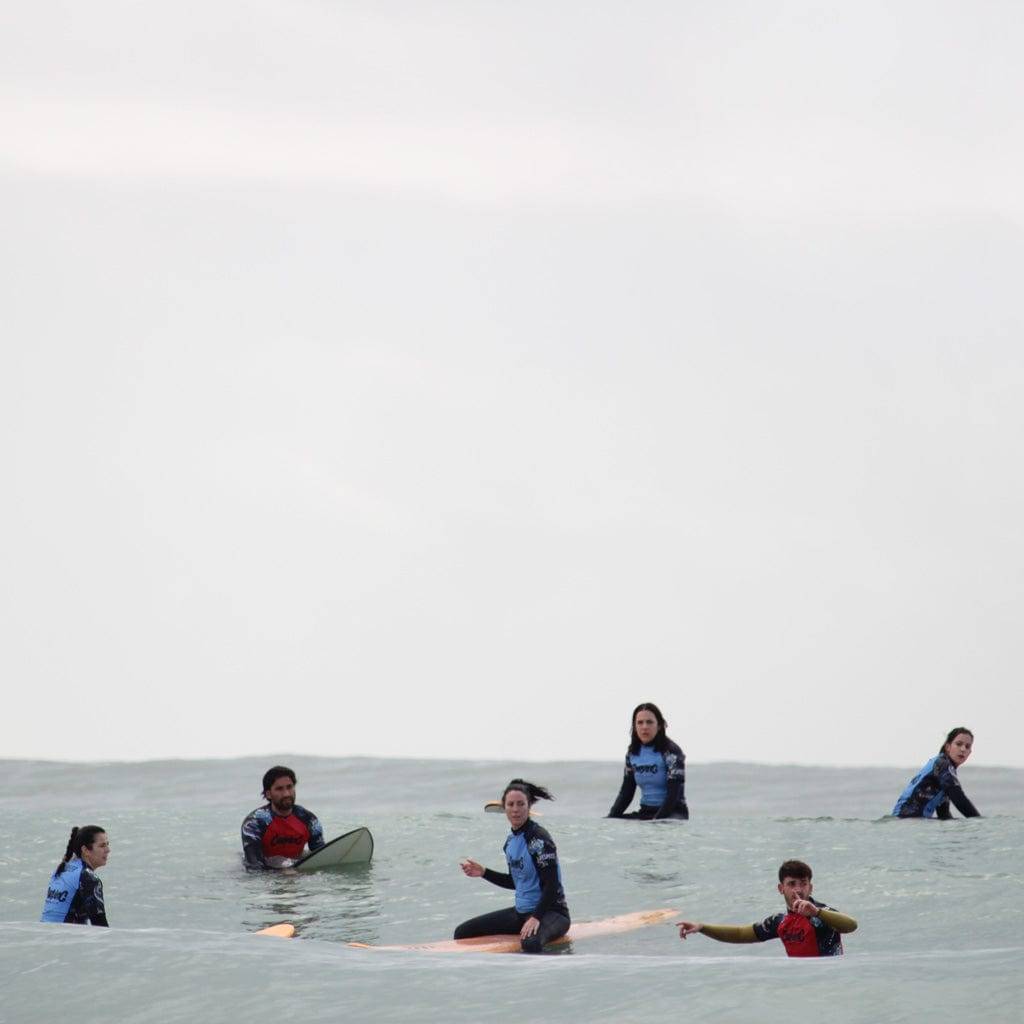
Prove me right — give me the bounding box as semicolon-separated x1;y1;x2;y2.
256;923;296;938
348;908;675;953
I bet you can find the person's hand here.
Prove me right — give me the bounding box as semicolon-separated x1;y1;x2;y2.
791;898;818;918
460;859;484;878
676;920;702;939
520;916;540;939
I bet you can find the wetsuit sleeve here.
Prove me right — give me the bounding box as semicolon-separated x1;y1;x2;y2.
751;913;784;942
947;787;980;818
482;868;516;890
80;873;109;927
655;741;686;819
607;754;636;817
700;923;759;943
935;800;952;820
241;810;269;868
296;807;326;850
817;909;857;933
528;831;563;918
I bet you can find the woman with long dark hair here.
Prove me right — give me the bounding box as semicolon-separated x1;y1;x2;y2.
40;826;111;925
607;702;689;820
456;779;570;953
892;728;980;818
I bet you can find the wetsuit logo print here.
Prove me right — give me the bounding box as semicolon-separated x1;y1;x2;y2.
46;887;68;903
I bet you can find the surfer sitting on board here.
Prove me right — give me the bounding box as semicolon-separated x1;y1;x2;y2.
676;859;857;957
456;779;570;953
241;766;325;869
40;825;110;926
891;727;980;819
607;702;689;820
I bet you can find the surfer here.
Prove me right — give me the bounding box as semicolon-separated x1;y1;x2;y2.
676;860;857;957
40;825;110;926
891;727;980;818
607;702;689;820
456;779;570;953
241;766;325;869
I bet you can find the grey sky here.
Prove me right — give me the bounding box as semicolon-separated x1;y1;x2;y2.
3;2;1023;767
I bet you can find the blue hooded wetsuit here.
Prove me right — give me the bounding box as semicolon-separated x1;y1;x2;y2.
454;818;570;953
40;858;108;925
892;753;979;818
608;738;689;819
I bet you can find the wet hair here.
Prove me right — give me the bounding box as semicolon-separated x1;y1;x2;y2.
628;702;671;755
940;727;973;755
262;765;297;797
55;825;106;876
502;779;555;807
778;859;812;883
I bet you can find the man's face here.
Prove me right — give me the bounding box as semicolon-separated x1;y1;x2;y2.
266;776;296;814
778;875;813;909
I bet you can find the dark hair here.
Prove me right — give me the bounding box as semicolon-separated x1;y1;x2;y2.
262;765;297;797
502;779;554;807
940;727;973;754
55;825;106;876
778;859;812;883
628;702;670;755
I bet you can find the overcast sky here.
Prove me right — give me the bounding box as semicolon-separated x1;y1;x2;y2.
3;2;1023;767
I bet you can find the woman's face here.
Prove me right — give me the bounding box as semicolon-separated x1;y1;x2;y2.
634;709;660;745
944;732;973;767
504;789;530;830
81;833;110;870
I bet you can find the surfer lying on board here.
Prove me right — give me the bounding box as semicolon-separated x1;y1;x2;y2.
891;727;980;819
241;766;325;869
676;860;857;957
607;702;689;820
456;779;570;953
40;825;110;926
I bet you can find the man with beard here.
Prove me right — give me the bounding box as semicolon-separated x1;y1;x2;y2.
675;860;857;957
241;766;325;869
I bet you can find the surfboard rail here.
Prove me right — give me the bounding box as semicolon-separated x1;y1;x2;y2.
349;908;676;953
294;826;374;871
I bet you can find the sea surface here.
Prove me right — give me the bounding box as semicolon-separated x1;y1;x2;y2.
3;757;1022;1023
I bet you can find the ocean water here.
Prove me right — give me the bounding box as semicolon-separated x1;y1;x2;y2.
3;757;1022;1023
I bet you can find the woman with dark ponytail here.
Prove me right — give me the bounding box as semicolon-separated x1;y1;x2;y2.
892;728;981;819
456;779;570;952
607;703;689;820
40;825;111;925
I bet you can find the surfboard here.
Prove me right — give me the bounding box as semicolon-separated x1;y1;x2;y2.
348;908;676;953
294;827;374;871
484;801;541;816
256;923;295;938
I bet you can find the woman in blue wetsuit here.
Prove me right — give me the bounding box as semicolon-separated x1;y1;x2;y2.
892;727;980;819
41;826;110;925
456;779;570;953
607;702;689;820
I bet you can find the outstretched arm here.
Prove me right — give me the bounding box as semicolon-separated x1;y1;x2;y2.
677;920;758;943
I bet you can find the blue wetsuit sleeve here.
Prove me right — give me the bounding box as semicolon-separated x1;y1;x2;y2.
241;809;269;869
482;868;516;890
608;754;636;817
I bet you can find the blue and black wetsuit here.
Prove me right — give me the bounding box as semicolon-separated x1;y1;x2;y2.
40;858;108;926
241;804;325;868
608;738;688;819
454;818;570;953
892;754;980;819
